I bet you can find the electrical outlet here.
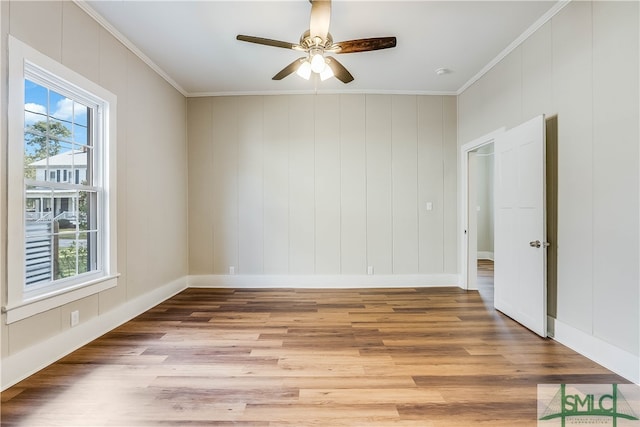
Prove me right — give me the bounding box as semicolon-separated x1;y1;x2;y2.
70;310;80;327
229;266;235;275
367;266;374;275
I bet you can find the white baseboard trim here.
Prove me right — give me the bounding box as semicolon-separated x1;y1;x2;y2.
477;251;494;260
188;274;460;289
1;277;187;391
547;316;639;384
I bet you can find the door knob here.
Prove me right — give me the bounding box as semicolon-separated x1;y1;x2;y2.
529;240;550;248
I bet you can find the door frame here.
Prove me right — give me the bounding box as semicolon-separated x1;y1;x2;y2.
459;127;505;290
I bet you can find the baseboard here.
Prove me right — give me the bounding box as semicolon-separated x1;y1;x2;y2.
188;274;460;289
477;251;494;260
547;316;639;384
1;277;188;391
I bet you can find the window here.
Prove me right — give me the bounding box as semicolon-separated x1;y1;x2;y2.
5;36;118;323
24;78;96;285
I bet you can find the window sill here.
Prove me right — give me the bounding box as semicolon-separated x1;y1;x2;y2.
2;274;119;324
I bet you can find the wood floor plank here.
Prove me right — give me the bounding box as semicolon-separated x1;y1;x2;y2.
280;376;418;389
240;403;400;421
298;388;446;404
1;261;629;426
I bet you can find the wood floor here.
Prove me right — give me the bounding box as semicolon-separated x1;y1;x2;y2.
1;261;628;426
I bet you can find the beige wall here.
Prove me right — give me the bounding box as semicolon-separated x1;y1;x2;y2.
188;95;458;277
459;1;639;356
0;2;188;357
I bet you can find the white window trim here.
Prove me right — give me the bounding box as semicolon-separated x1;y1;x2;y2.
4;36;118;324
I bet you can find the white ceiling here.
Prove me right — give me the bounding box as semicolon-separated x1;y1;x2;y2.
81;1;561;97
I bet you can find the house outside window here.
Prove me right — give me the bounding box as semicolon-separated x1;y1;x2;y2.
4;36;118;323
23;78;95;285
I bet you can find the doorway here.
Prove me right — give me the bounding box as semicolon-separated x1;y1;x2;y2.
468;144;495;291
459;116;558;336
460;128;504;290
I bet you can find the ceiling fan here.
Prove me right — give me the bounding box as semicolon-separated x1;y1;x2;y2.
236;0;397;83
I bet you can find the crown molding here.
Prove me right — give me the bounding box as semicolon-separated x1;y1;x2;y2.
73;0;188;97
188;89;458;98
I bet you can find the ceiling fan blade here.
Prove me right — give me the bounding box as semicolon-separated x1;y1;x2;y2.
331;37;397;54
236;35;298;50
309;0;331;42
325;56;354;84
272;58;306;80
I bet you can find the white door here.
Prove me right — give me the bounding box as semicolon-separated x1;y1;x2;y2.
494;115;547;337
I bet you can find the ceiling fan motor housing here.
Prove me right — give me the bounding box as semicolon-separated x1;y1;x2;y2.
300;30;333;50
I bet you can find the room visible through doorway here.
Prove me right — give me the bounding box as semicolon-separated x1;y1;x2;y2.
467;142;494;290
477;259;494;305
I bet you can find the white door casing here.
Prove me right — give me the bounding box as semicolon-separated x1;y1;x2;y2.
494;115;547;337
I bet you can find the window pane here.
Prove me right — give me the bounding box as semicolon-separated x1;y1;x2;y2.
78;190;97;232
74;123;89;146
49;90;69;121
24;107;47;128
24;131;48;180
56;213;76;236
71;146;88;185
80;231;98;274
54;142;74;184
24;117;48;136
74;101;88;127
25;80;48;127
49;118;72;144
72;101;89;146
25;185;53;222
25;80;48;106
55;238;77;280
26;229;53;285
25;185;54;285
24;121;57;177
54;230;98;279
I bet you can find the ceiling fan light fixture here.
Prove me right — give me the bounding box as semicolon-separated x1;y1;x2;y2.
310;51;326;73
296;60;312;80
320;61;334;81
